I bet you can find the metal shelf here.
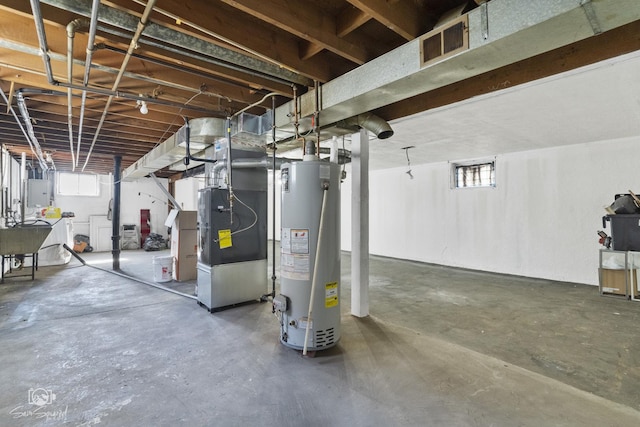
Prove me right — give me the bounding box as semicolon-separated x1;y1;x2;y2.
599;249;640;300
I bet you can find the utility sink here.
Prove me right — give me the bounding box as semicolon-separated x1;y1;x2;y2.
0;224;53;255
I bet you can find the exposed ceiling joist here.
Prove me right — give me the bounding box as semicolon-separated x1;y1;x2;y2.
346;0;429;40
217;0;370;65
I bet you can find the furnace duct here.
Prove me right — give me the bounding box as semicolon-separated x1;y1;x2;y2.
336;113;394;139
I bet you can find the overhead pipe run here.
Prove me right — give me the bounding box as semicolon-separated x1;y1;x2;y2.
0;89;45;171
99;44;271;97
15;92;49;172
0;39;224;114
66;17;89;171
75;0;100;168
40;0;312;88
79;0;157;171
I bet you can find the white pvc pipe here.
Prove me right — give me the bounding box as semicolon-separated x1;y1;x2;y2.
20;152;26;224
20;152;26;183
303;187;329;356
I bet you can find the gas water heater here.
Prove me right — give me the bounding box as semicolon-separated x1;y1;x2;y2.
275;158;341;351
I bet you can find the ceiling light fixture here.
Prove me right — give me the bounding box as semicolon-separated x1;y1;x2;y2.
136;94;149;115
136;99;149;115
402;145;415;179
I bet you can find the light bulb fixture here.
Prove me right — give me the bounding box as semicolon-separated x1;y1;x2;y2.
136;94;149;115
402;145;415;179
136;99;149;115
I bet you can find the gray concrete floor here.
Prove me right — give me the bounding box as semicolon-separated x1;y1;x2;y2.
1;246;640;426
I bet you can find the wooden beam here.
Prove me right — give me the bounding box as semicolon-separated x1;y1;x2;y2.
109;0;336;82
346;0;427;41
375;20;640;121
301;6;374;61
6;81;14;113
217;0;370;64
337;6;372;37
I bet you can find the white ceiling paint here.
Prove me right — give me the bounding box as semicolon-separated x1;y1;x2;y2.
367;50;640;170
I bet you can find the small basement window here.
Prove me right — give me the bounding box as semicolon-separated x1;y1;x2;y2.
452;160;495;189
57;172;100;196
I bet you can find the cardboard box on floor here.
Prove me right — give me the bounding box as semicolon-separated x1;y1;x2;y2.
165;209;198;281
599;268;636;296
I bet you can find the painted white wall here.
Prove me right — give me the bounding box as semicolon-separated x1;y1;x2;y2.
339;135;640;286
55;175;170;249
174;176;205;211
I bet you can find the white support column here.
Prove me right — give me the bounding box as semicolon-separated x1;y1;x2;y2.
351;128;369;317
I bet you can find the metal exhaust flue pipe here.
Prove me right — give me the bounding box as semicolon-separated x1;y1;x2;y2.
339;112;394;139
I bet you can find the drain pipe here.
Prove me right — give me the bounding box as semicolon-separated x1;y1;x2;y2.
182;117;217;166
82;0;158;171
66;18;89;171
62;244;196;300
20;153;26;225
0;89;41;170
76;0;100;168
30;0;55;84
270;95;277;299
15;91;48;172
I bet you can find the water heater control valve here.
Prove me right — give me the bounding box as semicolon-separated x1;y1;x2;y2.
273;294;288;312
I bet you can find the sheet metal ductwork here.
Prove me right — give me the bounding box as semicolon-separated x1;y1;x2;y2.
336;113;394;140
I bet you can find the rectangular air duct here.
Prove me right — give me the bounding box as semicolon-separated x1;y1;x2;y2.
420;15;469;67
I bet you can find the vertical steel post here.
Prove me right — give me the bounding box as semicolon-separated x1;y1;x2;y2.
112;155;121;270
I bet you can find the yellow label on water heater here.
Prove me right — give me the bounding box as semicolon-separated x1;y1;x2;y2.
218;229;232;249
325;282;338;308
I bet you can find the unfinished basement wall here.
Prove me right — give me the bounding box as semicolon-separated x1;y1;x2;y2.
56;175;170;250
342;135;640;286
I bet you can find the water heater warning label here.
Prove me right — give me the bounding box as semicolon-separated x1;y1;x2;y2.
281;254;309;280
325;282;338;308
281;228;311;279
290;229;309;254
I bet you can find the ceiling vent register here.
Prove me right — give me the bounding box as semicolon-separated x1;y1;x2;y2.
420;14;469;67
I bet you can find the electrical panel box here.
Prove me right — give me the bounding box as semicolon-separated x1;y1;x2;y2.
27;179;49;207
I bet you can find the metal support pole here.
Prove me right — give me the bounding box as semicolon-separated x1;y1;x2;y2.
112;155;121;270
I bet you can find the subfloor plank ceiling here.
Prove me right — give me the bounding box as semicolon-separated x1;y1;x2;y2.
0;0;639;178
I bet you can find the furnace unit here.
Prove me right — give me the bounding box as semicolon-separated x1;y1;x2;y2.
196;141;267;312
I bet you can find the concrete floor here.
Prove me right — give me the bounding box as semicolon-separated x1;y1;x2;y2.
1;247;640;426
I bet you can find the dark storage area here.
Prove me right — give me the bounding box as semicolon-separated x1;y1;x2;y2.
603;214;640;251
